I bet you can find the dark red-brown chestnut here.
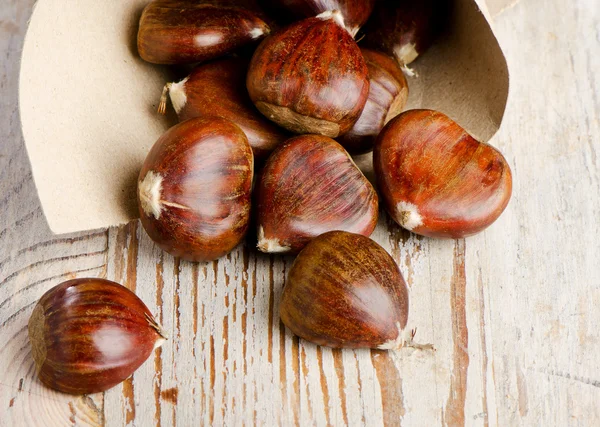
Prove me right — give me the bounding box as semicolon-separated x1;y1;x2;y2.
373;109;512;238
256;135;378;253
362;0;444;75
247;11;369;138
262;0;376;37
28;278;166;394
137;117;253;261
279;231;409;349
337;48;409;155
158;58;289;163
138;0;270;65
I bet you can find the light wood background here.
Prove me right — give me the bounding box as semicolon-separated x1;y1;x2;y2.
1;0;599;425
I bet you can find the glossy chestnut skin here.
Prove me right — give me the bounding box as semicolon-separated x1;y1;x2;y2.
337;48;409;154
280;231;409;349
263;0;375;37
138;0;270;65
362;0;444;69
247;11;369;138
138;117;253;261
256;135;378;254
159;58;289;162
28;278;166;394
374;110;512;238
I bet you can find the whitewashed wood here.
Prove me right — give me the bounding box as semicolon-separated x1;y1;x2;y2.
1;0;599;426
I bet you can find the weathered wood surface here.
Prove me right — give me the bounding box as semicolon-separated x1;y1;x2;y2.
1;0;599;425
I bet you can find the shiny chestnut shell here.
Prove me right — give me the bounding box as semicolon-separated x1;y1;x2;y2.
247;11;369;137
256;135;378;253
374;109;512;238
138;117;253;261
138;0;270;65
28;278;166;394
362;0;443;68
337;48;409;154
160;58;288;162
280;231;409;349
264;0;375;36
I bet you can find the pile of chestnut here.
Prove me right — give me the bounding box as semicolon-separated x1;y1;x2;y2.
28;0;512;395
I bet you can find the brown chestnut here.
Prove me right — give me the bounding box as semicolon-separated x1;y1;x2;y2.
138;0;270;65
247;11;369;137
28;278;166;394
362;0;444;75
262;0;375;37
373;110;512;238
337;48;409;154
138;117;253;261
279;231;409;349
158;58;289;162
256;134;378;253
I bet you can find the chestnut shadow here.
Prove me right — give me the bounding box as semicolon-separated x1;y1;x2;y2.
127;1;184;127
120;166;142;221
126;4;146;60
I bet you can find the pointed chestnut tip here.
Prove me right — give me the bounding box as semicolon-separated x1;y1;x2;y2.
316;10;349;33
250;26;269;39
396;201;423;231
145;312;168;343
377;322;407;350
377;324;436;352
257;226;291;253
138;171;164;219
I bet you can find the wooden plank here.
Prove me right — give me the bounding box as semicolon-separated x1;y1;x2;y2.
0;1;109;426
473;0;600;425
1;0;599;425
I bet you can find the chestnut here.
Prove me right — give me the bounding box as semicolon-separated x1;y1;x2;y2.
337;48;409;155
158;58;289;162
246;11;369;138
28;278;166;394
373;109;512;238
279;231;409;349
138;117;254;261
362;0;444;75
137;0;270;65
262;0;376;37
256;134;378;253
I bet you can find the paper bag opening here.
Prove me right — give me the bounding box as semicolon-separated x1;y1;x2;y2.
19;0;510;234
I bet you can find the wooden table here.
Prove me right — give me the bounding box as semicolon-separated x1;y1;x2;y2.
1;0;599;425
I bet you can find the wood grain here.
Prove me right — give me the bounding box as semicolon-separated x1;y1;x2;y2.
1;0;600;425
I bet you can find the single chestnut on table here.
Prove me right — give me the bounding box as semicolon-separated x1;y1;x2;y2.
337;48;409;155
28;278;166;394
138;0;270;64
263;0;375;37
256;135;378;254
362;0;443;75
279;231;410;349
158;58;289;162
247;10;369;138
138;117;253;261
374;109;512;238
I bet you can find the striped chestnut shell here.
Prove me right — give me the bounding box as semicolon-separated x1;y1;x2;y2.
138;117;253;261
256;135;378;254
279;231;409;349
247;10;369;137
374;109;512;238
362;0;444;74
158;58;289;162
28;278;166;394
337;48;409;155
138;0;270;65
263;0;376;37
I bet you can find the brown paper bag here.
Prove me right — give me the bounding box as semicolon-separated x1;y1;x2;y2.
19;0;514;234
